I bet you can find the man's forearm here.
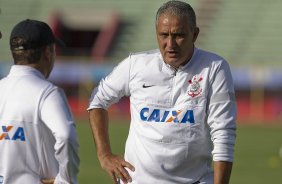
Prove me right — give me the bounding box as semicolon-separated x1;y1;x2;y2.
89;108;112;159
214;161;233;184
89;108;135;184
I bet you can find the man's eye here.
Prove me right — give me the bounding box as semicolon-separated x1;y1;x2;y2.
175;33;185;38
159;33;168;38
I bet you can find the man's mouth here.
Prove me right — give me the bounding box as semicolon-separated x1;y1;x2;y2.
167;50;178;57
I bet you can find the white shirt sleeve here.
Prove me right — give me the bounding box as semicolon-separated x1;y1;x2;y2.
40;87;79;184
88;56;131;110
207;60;237;162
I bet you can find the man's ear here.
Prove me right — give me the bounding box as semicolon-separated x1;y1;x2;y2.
193;27;200;43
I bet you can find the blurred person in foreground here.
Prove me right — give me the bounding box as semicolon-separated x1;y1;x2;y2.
88;1;236;184
0;19;79;184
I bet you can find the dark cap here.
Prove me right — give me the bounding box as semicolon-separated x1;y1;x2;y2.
10;19;64;50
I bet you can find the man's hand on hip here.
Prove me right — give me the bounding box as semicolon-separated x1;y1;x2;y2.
99;153;135;184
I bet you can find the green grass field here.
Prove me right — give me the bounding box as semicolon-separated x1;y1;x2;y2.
76;118;282;184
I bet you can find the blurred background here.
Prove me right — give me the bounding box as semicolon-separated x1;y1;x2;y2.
1;0;282;183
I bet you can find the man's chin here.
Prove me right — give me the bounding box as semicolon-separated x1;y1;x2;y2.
165;56;178;62
164;59;181;68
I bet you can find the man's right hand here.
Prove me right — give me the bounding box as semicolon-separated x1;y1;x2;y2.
99;153;135;184
89;109;135;183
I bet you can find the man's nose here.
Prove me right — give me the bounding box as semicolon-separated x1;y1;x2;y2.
167;36;177;48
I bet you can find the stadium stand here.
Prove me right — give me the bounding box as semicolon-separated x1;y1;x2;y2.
2;0;282;66
201;0;282;66
0;0;199;61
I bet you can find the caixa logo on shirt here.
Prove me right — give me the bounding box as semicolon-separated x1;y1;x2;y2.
140;107;195;123
0;125;26;141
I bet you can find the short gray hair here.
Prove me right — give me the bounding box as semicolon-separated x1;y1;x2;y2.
156;0;197;29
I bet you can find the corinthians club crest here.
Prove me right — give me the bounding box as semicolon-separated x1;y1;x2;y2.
188;75;203;97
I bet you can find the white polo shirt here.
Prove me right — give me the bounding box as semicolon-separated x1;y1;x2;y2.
0;65;79;184
88;48;237;184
